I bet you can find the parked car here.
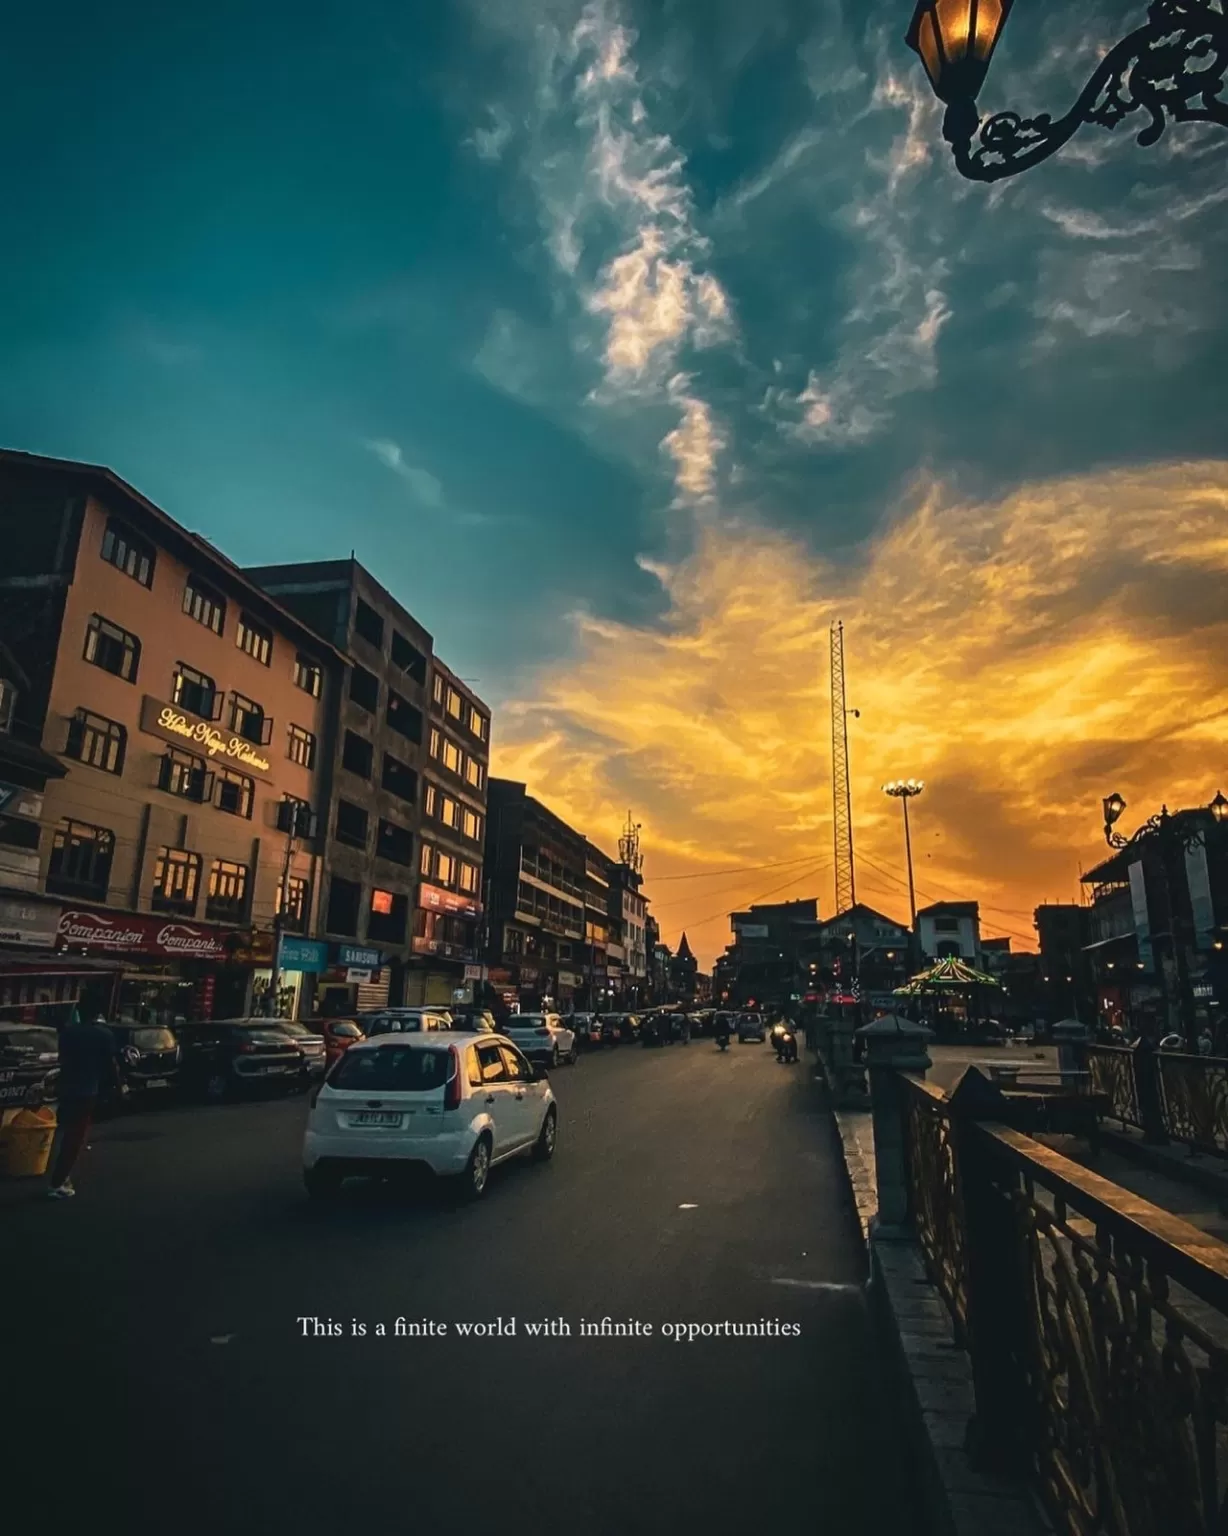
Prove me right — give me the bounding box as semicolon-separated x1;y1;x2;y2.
569;1013;598;1048
302;1031;557;1201
319;1018;365;1067
273;1019;328;1086
103;1023;181;1107
501;1013;576;1067
363;1010;454;1038
446;1009;497;1034
176;1020;305;1101
737;1012;766;1043
0;1022;60;1109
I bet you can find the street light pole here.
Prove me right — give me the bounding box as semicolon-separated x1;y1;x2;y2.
882;777;924;933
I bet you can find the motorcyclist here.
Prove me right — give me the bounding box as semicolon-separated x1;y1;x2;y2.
714;1013;730;1048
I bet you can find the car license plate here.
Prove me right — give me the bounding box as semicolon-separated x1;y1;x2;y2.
145;1078;168;1089
350;1111;402;1127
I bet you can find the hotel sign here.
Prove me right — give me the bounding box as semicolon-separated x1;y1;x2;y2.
139;696;273;778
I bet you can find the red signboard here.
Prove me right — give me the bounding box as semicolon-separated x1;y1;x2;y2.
417;882;481;918
56;907;237;962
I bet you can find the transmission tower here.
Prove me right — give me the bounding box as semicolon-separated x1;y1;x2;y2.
618;811;644;876
830;621;858;915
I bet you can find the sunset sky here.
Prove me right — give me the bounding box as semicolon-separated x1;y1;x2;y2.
3;1;1226;966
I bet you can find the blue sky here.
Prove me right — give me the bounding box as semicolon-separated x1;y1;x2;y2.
4;1;1227;959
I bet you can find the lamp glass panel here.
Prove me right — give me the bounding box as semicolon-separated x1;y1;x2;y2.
935;0;973;62
972;0;1004;59
917;11;943;83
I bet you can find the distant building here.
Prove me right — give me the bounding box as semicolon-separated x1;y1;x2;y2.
669;932;698;1001
726;897;822;1008
917;901;981;963
1033;904;1096;1028
816;903;912;1003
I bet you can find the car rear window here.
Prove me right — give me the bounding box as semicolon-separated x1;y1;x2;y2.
0;1027;58;1060
330;1045;451;1092
367;1016;422;1035
133;1028;176;1051
238;1029;293;1046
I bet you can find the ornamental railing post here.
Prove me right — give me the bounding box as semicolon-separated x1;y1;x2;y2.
1132;1035;1169;1146
856;1014;932;1237
952;1116;1034;1479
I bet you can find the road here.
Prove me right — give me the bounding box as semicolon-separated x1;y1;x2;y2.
6;1036;925;1536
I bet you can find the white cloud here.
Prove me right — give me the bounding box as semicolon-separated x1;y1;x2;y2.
364;439;445;507
661;376;725;500
470;105;513;163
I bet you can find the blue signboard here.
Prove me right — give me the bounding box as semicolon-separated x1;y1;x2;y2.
337;943;383;969
278;936;329;973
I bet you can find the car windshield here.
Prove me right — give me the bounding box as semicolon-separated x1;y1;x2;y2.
510;1016;543;1027
133;1028;177;1052
238;1029;293;1046
0;1026;58;1061
366;1017;422;1034
330;1045;451;1092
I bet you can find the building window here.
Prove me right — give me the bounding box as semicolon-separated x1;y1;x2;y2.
325;876;361;937
442;740;461;775
464;756;483;791
459;861;479;895
386;689;422;744
215;768;255;819
294;652;322;698
354;597;385;651
183;576;226;635
468;705;487;742
440;795;459;830
206;859;250;923
277;875;311;932
368;888;408;947
157;748;211;802
420;842;434;878
46;819;114;901
446;687;463;721
933;917;960;934
173;663;219;720
432;673;444;706
381;752;417;805
335;799;369;849
342;731;374;779
276;794;315;839
349;664;379;712
230;692;270;745
462;808;482;842
84;615;140;683
436;851;455;887
100;517;155;588
287;723;316;768
429;728;442;760
151;847;201;916
0;817;40;853
236;613;272;666
65;709;126;774
390;629;426;683
376;819;413;866
424;783;438;818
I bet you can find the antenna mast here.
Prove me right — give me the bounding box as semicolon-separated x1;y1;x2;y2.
618;811;643;876
830;620;857;915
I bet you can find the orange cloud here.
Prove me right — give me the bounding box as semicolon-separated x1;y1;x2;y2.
491;461;1228;967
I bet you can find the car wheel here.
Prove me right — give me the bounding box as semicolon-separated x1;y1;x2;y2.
304;1164;343;1200
568;1044;578;1065
552;1044;561;1068
532;1107;558;1162
204;1071;229;1102
459;1134;492;1201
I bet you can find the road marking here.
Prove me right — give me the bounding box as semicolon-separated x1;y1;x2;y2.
770;1278;862;1293
678;1203;698;1210
210;1334;236;1344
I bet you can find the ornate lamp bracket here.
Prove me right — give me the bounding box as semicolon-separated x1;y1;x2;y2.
948;0;1228;181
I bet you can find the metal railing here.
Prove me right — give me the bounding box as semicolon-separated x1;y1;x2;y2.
1086;1042;1228;1157
898;1071;1228;1536
1086;1043;1142;1131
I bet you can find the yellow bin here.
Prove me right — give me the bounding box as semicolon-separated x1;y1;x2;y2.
0;1106;57;1178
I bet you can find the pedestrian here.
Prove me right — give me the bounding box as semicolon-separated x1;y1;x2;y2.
47;1011;123;1199
1198;1026;1214;1057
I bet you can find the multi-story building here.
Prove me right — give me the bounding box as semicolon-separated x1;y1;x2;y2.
815;903;912;1006
607;860;648;1006
917;900;982;963
484;780;587;1010
581;840;612;1010
668;932;698;1001
0;450;342;1024
1033;903;1096;1028
247;560;491;1010
725;897;823;1008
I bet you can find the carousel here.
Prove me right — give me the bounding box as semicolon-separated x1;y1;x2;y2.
893;956;1004;1040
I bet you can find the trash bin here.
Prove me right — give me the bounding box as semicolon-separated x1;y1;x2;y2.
0;1105;57;1178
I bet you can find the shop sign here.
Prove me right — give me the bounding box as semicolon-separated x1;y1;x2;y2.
0;897;60;947
418;882;482;919
464;964;486;981
278;936;329;973
57;907;235;961
558;970;580;986
346;968;374;984
337;943;382;969
139;695;273;778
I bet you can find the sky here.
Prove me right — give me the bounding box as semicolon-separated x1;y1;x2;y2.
3;0;1227;967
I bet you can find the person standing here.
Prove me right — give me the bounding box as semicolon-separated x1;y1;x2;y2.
47;1012;122;1199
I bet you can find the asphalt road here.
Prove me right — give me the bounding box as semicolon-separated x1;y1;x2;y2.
6;1037;925;1536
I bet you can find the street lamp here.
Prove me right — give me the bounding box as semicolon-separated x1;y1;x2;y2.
1211;790;1228;825
906;0;1228;182
882;779;925;930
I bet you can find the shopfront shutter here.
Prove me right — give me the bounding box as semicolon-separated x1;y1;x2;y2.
356;973;391;1012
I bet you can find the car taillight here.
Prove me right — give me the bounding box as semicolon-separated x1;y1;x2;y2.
444;1046;462;1111
237;1042;256;1054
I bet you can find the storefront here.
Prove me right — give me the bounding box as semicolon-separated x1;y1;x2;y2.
313;944;390;1017
54;906;251;1026
410;882;482;1006
249;935;329;1020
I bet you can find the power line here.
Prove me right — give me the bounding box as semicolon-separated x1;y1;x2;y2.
649;857;831;916
856;853;1038;948
647;854;823;882
664;860;831;940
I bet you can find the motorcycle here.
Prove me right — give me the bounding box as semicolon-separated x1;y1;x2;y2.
715;1031;730;1052
774;1026;799;1064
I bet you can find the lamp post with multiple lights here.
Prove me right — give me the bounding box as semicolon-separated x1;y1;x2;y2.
905;0;1228;182
882;779;924;934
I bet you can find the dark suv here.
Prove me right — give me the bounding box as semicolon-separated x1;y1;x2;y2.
104;1024;181;1107
0;1023;60;1109
176;1019;304;1101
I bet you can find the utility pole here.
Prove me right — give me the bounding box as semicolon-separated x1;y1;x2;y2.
830;621;859;916
267;819;296;1019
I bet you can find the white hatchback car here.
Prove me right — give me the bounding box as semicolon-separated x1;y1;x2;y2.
501;1012;577;1067
302;1031;557;1200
